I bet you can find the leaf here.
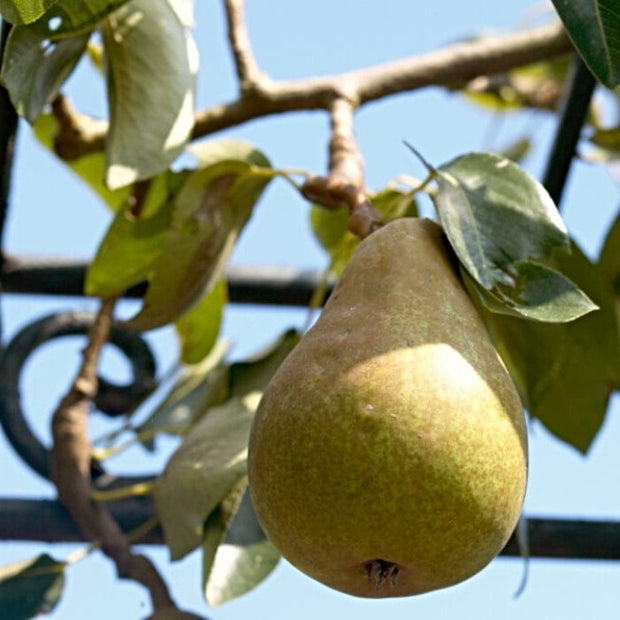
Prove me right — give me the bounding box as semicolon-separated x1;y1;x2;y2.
124;142;271;331
0;554;66;618
136;341;230;440
470;260;598;322
228;328;300;398
202;478;248;587
461;57;570;113
204;485;278;607
176;278;228;365
0;0;58;24
310;186;417;276
33;113;131;211
102;0;197;189
551;0;620;88
154;392;261;560
432;152;596;321
473;241;619;453
1;23;89;122
34;0;132;36
85;170;190;297
205;540;279;607
598;212;620;388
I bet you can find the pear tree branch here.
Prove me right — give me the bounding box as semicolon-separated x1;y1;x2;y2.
50;19;572;160
49;298;181;616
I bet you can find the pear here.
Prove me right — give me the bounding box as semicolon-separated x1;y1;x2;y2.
247;218;527;597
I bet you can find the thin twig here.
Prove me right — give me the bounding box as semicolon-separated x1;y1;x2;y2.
52;21;572;160
223;0;264;88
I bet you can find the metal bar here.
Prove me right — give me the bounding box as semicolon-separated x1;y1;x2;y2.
1;497;618;560
541;53;596;207
0;256;331;307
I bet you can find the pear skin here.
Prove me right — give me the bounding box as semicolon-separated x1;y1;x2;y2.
248;218;528;597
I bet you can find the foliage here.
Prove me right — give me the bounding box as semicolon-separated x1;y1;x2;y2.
0;0;618;616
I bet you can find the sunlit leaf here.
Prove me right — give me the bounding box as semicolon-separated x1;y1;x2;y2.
1;23;89;122
176;278;227;365
85;170;190;297
35;0;132;36
472;241;619;452
204;485;278;606
0;554;65;618
154;392;260;560
206;540;279;607
551;0;620;88
102;0;197;189
33;113;131;211
0;0;58;24
136;341;230;441
432;152;596;321
124;142;271;331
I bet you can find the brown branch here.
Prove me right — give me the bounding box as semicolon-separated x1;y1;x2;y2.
301;98;381;239
223;0;264;88
52;20;571;160
49;298;178;615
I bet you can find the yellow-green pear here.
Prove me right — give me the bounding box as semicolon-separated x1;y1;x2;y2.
248;217;527;597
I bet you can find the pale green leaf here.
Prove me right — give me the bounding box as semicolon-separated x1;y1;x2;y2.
0;554;65;618
102;0;197;189
34;0;132;36
206;539;279;607
124;145;271;331
0;0;58;24
85;170;190;297
33;113;130;211
176;278;228;365
154;392;260;560
204;486;278;606
136;341;230;441
1;23;88;122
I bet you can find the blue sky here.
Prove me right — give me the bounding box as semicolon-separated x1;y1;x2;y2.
1;1;619;618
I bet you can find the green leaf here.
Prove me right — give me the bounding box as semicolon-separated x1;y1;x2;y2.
38;0;131;36
1;23;89;122
206;539;278;606
310;186;417;276
124;142;271;331
33;113;131;211
598;212;620;389
202;478;248;589
228;328;300;398
473;241;619;453
0;554;65;618
176;278;228;365
432;152;596;321
0;0;58;24
470;260;598;322
102;0;197;189
85;170;190;297
154;392;260;560
551;0;620;88
136;341;230;441
204;486;278;606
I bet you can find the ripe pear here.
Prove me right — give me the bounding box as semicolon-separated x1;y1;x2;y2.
247;218;527;597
